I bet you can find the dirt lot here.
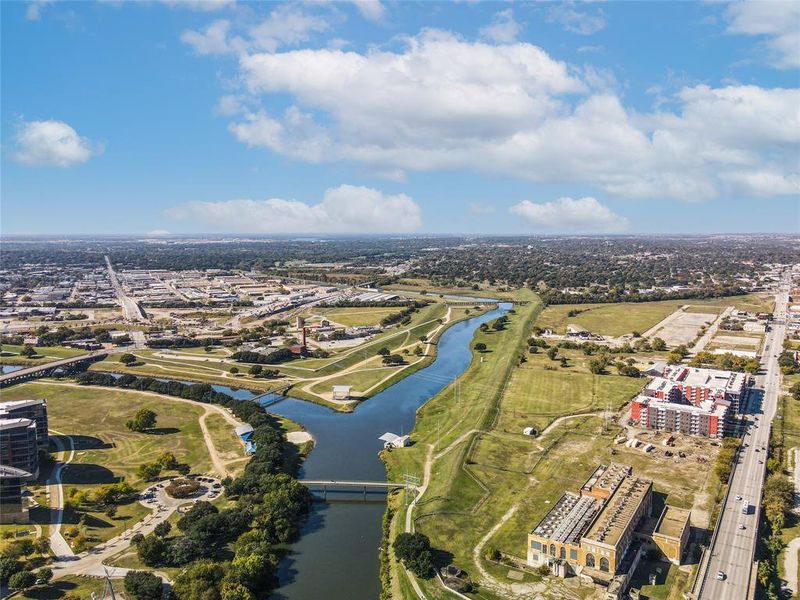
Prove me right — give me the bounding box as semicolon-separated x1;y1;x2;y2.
712;334;761;347
649;310;717;346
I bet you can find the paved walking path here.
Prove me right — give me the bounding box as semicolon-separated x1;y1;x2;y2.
47;432;76;560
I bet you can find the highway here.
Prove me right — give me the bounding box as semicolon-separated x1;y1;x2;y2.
697;273;790;599
105;255;147;322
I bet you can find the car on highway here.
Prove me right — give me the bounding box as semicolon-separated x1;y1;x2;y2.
739;523;746;530
717;570;726;580
735;495;742;501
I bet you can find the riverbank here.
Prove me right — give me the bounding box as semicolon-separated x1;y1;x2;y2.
86;303;491;413
382;289;541;599
266;301;511;600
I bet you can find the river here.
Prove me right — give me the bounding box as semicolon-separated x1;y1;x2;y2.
64;302;509;599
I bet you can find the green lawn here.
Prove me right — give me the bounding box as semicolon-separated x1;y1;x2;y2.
309;306;404;327
0;381;224;549
1;382;215;483
0;344;87;365
384;289;714;600
535;294;773;337
203;412;246;463
497;351;645;433
16;576;108;599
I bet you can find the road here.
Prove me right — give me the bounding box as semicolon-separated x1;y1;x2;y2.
697;274;790;599
688;305;735;356
105;255;147;322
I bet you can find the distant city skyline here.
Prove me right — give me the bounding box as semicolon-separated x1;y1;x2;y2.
1;0;798;235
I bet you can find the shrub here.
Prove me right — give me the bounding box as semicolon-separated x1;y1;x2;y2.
9;570;37;590
165;479;201;499
124;570;164;600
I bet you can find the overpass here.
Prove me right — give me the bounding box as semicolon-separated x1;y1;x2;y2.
0;350;110;388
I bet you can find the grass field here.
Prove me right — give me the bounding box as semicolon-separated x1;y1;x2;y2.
204;412;246;464
535;294;773;337
0;344;87;365
383;289;715;600
0;381;242;549
497;351;646;433
87;301;451;410
309;306;402;327
16;576;108;599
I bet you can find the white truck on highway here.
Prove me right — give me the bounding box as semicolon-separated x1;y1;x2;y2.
742;499;750;515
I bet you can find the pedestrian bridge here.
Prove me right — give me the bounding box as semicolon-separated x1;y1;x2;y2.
298;479;418;499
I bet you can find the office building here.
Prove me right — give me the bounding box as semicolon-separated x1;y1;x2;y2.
0;399;48;449
0;465;32;524
0;418;40;479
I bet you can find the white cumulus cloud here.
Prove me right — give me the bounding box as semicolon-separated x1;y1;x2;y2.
26;0;54;21
12;119;101;167
181;5;329;55
166;184;422;233
228;29;799;201
510;197;629;233
725;1;800;69
480;9;521;43
547;2;606;35
350;0;385;23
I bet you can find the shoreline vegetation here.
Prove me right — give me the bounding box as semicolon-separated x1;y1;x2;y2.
66;372;313;598
79;300;494;413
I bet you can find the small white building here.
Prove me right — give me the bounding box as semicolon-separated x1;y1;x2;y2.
332;385;352;401
379;432;410;449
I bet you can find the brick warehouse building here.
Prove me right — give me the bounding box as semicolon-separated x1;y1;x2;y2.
528;464;652;583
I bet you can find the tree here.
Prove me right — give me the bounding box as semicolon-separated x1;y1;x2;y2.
546;346;558;361
791;382;800;401
21;345;37;358
124;570;164;600
120;353;137;365
154;521;172;537
229;366;239;375
137;462;162;481
36;567;53;585
377;347;390;357
0;557;22;584
136;535;167;566
651;337;667;351
9;571;37;591
393;532;435;578
157;452;179;471
248;365;262;376
589;357;608;375
127;408;158;432
474;342;487;352
383;354;404;366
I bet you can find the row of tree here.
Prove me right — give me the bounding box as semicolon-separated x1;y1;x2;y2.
74;371;312;599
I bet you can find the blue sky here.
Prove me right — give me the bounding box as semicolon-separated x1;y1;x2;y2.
1;0;798;235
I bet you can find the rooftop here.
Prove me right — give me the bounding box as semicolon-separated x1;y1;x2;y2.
583;476;651;548
0;399;47;411
654;505;691;539
532;492;603;546
0;417;35;431
0;465;33;479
